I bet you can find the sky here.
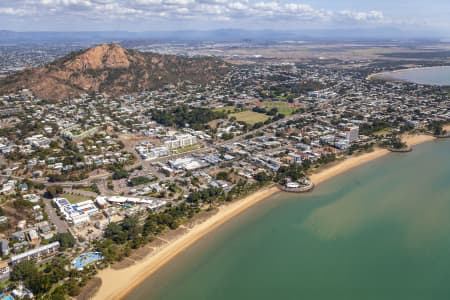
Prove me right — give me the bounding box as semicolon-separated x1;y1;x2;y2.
0;0;448;35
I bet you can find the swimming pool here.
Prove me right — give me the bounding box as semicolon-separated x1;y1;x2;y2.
0;294;14;300
72;252;104;270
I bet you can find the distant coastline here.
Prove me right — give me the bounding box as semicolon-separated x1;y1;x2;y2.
91;133;441;300
367;65;450;84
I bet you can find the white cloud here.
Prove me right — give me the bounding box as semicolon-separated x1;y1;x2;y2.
338;10;385;22
133;0;161;4
227;2;247;11
164;0;195;5
0;7;29;16
0;0;390;26
40;0;93;6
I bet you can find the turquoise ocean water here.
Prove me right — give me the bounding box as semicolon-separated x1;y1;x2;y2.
126;139;450;300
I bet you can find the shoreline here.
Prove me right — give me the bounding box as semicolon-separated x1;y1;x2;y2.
309;147;390;186
310;133;435;186
92;185;281;300
92;133;437;300
367;65;450;83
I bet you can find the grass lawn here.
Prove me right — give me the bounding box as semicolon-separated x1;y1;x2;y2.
373;128;393;136
230;110;269;125
263;101;296;116
60;193;92;204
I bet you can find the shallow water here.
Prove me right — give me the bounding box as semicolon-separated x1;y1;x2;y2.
379;66;450;86
126;139;450;300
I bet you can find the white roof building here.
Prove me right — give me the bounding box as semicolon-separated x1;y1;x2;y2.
10;242;60;265
53;198;98;226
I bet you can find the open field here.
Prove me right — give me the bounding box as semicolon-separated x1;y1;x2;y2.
229;110;269;125
373;128;394;136
60;193;92;204
207;119;221;129
263;101;296;116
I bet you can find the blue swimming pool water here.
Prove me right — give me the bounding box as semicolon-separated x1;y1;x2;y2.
72;252;104;269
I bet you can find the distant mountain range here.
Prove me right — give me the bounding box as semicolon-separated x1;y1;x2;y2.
0;43;230;100
0;29;442;44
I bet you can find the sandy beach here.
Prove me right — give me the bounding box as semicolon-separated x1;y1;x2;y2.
91;133;437;300
401;134;435;146
92;186;280;300
310;134;436;186
309;148;390;186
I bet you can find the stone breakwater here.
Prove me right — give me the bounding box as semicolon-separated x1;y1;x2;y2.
434;134;450;139
279;183;315;193
388;147;412;153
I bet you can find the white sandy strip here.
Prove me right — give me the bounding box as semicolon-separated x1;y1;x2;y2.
93;186;280;300
310;134;435;186
93;134;437;299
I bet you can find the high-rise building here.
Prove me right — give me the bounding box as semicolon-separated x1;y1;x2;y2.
345;126;359;143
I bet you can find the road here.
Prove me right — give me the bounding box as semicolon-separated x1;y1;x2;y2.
1;114;301;189
43;198;69;233
2;108;311;193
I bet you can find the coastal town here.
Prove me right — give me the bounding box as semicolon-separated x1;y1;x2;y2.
0;40;449;299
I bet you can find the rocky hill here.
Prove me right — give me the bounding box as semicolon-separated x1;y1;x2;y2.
0;43;230;100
